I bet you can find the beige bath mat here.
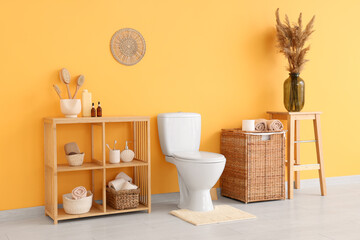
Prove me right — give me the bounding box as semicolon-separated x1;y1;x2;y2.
170;205;256;226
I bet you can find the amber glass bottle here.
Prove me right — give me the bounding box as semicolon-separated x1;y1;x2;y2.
91;103;96;117
97;101;102;117
284;73;305;112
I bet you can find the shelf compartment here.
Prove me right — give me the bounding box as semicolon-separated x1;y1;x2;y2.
105;159;148;168
57;160;103;172
57;203;148;221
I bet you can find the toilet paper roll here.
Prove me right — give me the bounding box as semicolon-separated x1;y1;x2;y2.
108;178;126;191
242;120;255;131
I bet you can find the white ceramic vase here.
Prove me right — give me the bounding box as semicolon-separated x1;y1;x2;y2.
60;99;81;118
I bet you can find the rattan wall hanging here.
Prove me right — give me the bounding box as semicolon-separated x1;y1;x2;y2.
110;28;146;66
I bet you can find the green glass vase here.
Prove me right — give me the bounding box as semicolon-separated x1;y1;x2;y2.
283;73;305;112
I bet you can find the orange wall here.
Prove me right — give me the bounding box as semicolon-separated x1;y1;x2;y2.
1;0;360;210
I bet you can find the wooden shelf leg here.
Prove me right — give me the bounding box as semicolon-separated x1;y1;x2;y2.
314;114;327;196
147;120;151;213
102;122;107;212
53;124;58;225
287;116;295;199
294;120;300;189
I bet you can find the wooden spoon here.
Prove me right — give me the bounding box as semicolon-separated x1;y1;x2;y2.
53;84;63;99
72;75;85;99
60;68;71;98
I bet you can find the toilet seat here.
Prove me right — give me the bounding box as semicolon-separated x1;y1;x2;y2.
173;151;225;163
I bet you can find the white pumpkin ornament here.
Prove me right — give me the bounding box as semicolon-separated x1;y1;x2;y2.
121;141;135;162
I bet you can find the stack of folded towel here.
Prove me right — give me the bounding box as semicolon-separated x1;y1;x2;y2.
254;119;284;131
71;186;87;200
108;172;138;191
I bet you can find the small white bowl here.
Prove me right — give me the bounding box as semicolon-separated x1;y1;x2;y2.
60;99;81;118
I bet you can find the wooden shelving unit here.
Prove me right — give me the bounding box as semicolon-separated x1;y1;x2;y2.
44;116;151;224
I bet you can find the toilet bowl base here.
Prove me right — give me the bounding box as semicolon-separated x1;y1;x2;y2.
178;189;214;212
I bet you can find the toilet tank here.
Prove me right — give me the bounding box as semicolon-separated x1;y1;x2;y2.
157;112;201;156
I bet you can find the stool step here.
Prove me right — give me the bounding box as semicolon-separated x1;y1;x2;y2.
293;164;320;171
294;140;317;143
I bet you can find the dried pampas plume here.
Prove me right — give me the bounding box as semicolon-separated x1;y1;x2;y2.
275;8;315;73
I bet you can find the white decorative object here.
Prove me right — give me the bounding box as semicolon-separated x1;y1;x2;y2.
81;89;92;117
60;99;81;118
242;120;255;131
109;149;120;164
63;191;93;215
121;141;135;162
157;112;226;212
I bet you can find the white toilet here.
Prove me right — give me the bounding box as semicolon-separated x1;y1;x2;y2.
157;112;226;212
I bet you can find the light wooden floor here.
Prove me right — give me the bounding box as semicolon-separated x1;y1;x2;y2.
1;176;360;240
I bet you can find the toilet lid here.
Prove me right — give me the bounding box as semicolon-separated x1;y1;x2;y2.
173;151;225;163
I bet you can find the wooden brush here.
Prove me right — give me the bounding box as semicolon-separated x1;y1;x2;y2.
53;84;63;99
60;68;71;98
72;75;85;99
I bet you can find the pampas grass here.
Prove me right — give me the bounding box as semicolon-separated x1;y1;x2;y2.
275;8;315;73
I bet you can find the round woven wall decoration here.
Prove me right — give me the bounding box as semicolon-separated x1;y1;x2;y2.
110;28;146;66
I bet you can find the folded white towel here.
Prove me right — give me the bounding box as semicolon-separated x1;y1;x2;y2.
115;172;132;183
108;178;126;191
122;181;138;190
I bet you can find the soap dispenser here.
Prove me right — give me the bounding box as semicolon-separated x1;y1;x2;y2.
120;141;135;162
81;89;92;117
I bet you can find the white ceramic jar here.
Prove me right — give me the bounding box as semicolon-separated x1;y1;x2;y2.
109;149;121;164
60;99;81;118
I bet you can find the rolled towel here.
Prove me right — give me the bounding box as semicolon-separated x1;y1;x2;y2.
108;178;126;191
255;119;267;131
266;119;284;131
72;186;87;200
122;181;138;190
115;172;132;183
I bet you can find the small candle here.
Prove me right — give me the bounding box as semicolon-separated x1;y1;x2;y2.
242;120;255;131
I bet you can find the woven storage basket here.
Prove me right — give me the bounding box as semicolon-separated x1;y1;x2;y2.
106;187;140;210
63;191;93;214
220;129;285;203
66;153;84;166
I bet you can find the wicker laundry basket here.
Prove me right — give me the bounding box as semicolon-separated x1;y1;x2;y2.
106;187;140;210
220;129;285;203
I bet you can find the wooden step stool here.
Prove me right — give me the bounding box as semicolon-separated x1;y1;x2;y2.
267;111;327;199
